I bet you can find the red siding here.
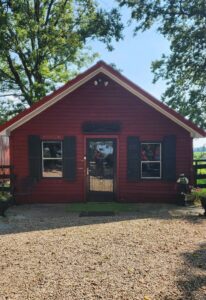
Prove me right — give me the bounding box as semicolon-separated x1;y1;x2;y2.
10;74;193;203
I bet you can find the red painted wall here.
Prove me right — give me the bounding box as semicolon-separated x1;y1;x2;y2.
10;74;193;203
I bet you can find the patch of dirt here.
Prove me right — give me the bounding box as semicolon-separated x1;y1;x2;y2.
0;204;206;300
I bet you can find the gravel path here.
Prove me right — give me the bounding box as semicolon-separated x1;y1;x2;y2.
0;204;206;300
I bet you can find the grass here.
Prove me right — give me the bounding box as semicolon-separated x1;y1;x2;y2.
66;202;140;213
197;179;206;186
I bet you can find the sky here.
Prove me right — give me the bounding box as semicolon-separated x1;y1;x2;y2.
90;0;170;99
86;0;206;148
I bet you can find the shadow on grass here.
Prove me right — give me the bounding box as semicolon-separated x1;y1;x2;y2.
0;203;205;235
177;242;206;300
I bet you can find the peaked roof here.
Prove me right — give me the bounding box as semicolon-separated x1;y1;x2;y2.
0;60;205;137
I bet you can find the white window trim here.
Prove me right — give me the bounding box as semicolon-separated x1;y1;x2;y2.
42;141;63;178
141;143;162;179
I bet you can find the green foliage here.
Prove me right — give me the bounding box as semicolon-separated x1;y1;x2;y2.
0;192;11;201
0;0;123;118
193;151;206;160
191;188;206;199
118;0;206;128
0;98;25;124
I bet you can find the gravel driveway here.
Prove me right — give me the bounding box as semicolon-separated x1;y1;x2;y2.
0;204;206;300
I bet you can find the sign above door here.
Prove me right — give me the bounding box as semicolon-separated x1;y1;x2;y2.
82;122;121;133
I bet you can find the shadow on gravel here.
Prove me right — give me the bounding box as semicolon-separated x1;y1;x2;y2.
0;203;205;235
177;243;206;300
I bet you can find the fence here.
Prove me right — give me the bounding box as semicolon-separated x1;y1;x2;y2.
193;159;206;188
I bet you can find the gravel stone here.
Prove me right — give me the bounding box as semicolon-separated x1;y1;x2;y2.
0;204;205;300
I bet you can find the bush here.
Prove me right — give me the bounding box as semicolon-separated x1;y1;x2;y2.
0;192;12;202
0;192;13;217
191;188;206;216
191;188;206;200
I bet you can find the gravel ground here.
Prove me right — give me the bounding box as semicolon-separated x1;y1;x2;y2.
0;204;206;300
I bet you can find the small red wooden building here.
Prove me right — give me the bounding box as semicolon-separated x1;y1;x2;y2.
0;61;205;203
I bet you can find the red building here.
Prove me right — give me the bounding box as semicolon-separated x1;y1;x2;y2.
0;61;205;203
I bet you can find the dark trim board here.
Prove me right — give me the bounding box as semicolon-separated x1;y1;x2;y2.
82;122;121;133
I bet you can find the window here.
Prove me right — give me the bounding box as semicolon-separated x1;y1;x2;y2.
141;143;161;179
42;141;62;177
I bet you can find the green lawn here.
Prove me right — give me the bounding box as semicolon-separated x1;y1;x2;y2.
66;202;140;213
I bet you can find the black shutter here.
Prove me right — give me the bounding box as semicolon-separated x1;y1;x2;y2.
63;136;76;180
162;135;176;181
127;136;140;181
28;135;41;180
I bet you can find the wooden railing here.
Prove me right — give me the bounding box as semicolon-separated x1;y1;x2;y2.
193;159;206;188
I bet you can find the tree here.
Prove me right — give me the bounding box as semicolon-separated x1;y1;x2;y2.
0;0;123;120
118;0;206;128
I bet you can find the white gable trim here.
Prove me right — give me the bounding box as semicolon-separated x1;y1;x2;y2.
2;66;203;137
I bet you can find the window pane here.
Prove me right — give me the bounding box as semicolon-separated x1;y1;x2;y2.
43;159;62;177
43;142;62;158
142;162;160;178
141;143;160;161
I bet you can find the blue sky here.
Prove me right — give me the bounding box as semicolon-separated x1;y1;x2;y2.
90;0;170;100
87;1;206;148
91;26;169;100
